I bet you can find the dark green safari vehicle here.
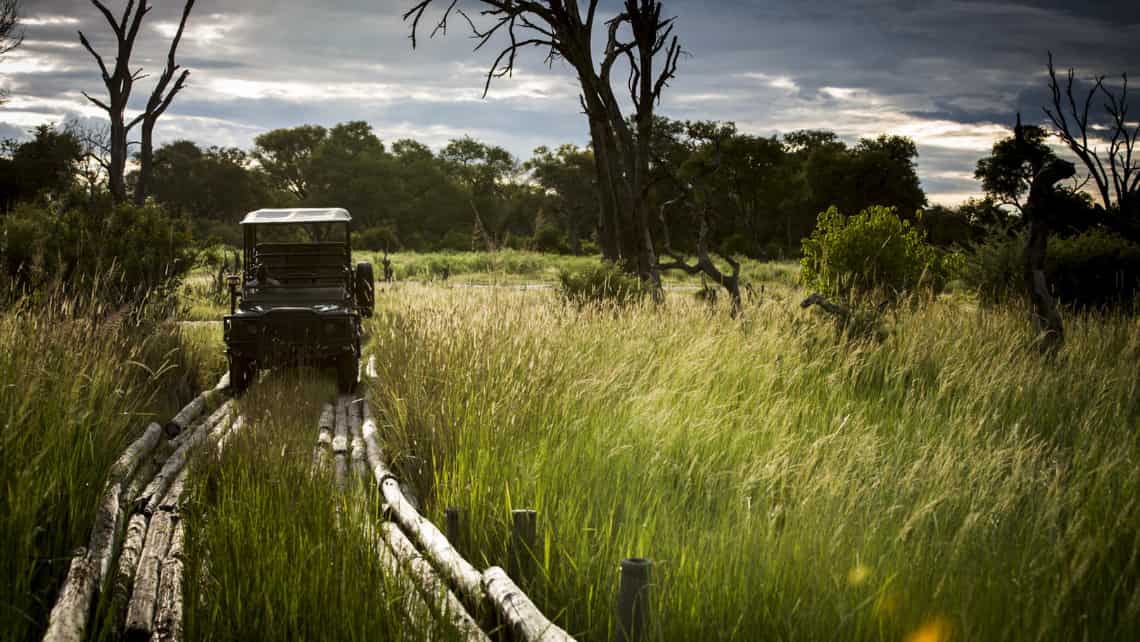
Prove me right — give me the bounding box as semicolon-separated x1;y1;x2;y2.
224;208;374;393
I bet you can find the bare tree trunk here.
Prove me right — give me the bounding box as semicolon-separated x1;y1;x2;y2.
1024;219;1064;352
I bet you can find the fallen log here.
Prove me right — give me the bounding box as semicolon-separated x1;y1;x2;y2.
367;522;441;634
108;512;149;636
483;566;575;642
349;398;368;482
333;395;350;489
41;549;97;642
381;476;485;611
164;386;224;437
215;414;245;456
153;520;185;642
381;523;489;642
140;401;233;515
42;422;165;642
313;402;335;471
125;510;176;640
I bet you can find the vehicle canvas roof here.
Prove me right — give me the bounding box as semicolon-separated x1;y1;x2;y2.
240;208;352;225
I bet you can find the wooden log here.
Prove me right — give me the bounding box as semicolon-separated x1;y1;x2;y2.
381;477;486;610
334;395;349;489
108;513;149;635
159;468;191;513
482;566;575;642
42;422;166;642
313;402;335;471
510;509;538;583
41;549;97;642
360;399;396;485
153;520;185;642
215;415;245;456
141;401;233;515
164;386;224;437
380;523;489;642
368;522;441;634
617;558;652;642
348;398;368;482
125;510;176;640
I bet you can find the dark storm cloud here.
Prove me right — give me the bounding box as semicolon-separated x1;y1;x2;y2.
3;0;1136;204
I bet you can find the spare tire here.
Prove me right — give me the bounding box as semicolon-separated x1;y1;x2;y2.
355;262;375;317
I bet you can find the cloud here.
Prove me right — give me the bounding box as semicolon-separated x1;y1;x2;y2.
2;0;1136;207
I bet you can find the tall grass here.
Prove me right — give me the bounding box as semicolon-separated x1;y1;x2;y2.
0;294;206;640
180;371;455;641
365;284;1140;641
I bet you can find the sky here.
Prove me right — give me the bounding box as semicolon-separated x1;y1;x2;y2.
2;0;1138;206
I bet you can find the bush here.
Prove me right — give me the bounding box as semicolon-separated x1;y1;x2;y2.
558;262;646;307
800;205;960;297
531;223;570;254
966;228;1140;310
356;225;400;251
440;229;473;252
1;202;194;308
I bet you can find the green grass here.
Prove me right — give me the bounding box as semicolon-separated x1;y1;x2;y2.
364;283;1140;641
180;370;458;641
0;295;209;641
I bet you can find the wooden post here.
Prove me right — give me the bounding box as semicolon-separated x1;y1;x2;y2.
617;558;652;642
445;507;468;555
510;509;538;583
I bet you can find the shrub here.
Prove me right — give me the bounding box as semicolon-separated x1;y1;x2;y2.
440;229;473;252
966;228;1140;310
558;262;646;307
356;225;400;251
531;223;570;254
1;202;194;308
800;205;960;297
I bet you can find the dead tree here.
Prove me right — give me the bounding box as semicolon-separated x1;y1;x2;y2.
0;0;22;57
1023;157;1076;353
79;0;194;204
1044;53;1140;237
405;1;682;279
134;0;194;205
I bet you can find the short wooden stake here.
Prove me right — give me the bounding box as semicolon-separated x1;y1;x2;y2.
618;557;652;642
510;509;537;582
445;507;468;554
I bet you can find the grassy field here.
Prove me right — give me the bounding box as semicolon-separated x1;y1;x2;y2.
5;253;1138;640
0;294;209;641
364;282;1140;641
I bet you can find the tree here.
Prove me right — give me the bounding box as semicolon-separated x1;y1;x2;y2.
0;0;22;104
252;125;327;201
0;124;83;207
145;140;270;224
975;116;1056;212
1043;53;1140;240
440;136;519;250
405;0;683;279
134;0;195;204
525;144;598;253
78;0;195;203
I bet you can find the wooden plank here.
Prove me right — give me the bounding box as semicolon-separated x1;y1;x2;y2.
381;523;489;642
483;566;575;642
41;549;97;642
125;510;175;639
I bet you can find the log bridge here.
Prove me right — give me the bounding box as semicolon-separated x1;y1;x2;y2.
41;357;575;642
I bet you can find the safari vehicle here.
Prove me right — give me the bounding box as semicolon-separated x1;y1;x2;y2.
224;208;374;393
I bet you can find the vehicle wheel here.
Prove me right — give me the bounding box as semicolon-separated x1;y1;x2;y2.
355;262;375;317
337;354;358;393
229;356;254;393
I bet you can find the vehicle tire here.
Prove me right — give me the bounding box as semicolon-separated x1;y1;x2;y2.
355;262;375;317
337;353;358;393
229;356;254;393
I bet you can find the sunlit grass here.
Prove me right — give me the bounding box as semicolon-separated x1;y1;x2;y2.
365;283;1140;641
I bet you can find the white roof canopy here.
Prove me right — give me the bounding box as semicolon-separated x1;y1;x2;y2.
240;208;352;224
